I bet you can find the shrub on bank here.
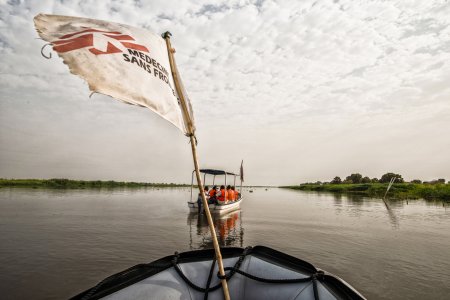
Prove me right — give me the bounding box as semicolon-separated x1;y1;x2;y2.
283;183;450;201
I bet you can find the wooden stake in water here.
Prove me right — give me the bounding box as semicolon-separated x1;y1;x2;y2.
163;32;231;300
383;177;396;200
382;177;396;209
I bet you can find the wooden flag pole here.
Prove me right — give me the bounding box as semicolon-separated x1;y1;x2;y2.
163;32;231;300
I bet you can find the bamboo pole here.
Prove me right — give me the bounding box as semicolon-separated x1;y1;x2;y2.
383;177;396;200
190;170;194;202
163;32;231;300
382;177;396;210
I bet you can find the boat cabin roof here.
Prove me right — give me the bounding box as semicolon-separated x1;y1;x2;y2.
199;169;237;176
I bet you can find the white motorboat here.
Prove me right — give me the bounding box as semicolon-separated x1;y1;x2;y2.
188;196;243;214
188;168;243;214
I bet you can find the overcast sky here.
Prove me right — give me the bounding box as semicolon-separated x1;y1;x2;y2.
1;0;449;185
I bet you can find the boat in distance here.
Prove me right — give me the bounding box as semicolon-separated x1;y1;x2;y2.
188;196;243;214
188;168;244;214
71;245;365;300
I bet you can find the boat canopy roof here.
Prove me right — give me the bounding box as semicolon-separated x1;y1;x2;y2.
199;169;237;176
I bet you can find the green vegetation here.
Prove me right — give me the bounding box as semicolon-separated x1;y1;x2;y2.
282;172;450;201
282;183;450;200
0;178;189;189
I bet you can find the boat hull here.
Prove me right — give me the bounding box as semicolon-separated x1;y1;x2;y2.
188;197;243;214
71;245;365;300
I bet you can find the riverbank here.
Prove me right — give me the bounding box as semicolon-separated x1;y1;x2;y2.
281;183;450;201
0;178;189;189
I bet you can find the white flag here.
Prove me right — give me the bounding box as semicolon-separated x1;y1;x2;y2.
34;14;194;134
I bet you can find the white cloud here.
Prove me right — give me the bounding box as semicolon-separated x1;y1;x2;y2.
1;0;449;184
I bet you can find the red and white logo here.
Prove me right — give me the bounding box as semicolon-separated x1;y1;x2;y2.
52;28;149;55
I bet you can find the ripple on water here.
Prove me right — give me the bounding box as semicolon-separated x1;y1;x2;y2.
0;187;449;300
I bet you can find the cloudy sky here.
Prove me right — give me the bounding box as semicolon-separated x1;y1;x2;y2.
1;0;449;185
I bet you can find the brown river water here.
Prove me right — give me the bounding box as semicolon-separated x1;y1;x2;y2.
0;187;449;299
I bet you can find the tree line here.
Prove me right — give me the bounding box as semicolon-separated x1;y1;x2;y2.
0;178;190;188
318;173;447;185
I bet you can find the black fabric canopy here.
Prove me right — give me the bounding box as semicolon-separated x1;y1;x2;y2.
199;169;237;176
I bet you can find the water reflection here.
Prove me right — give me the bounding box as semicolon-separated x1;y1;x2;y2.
382;199;400;229
329;191;401;228
332;193;343;205
345;194;365;206
187;210;244;250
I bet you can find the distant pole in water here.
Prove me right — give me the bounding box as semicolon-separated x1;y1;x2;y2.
163;32;230;300
383;177;396;200
382;177;396;210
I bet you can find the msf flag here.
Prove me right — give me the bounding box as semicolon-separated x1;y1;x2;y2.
34;14;194;134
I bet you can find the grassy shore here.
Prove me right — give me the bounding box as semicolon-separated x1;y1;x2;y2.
281;183;450;201
0;178;189;189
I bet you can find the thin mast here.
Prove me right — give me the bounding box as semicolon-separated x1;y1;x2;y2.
163;32;231;300
240;160;243;195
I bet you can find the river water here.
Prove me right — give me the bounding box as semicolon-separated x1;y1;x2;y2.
0;187;449;299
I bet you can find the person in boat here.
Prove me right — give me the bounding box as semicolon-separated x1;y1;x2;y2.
226;185;234;202
231;186;239;200
208;185;217;204
217;185;227;205
197;186;209;214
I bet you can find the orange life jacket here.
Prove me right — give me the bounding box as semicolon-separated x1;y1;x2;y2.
234;190;239;200
209;189;216;198
226;189;234;201
217;189;227;202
